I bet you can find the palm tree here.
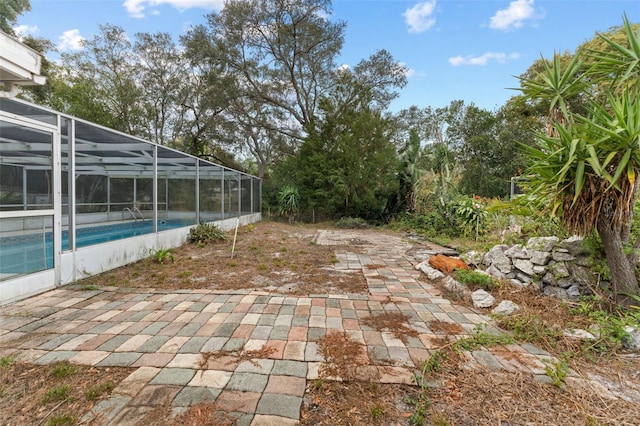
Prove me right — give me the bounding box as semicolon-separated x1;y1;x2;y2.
518;15;640;305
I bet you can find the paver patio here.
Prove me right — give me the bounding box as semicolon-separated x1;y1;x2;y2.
0;229;555;425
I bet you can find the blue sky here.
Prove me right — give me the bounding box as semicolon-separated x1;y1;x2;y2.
15;0;640;113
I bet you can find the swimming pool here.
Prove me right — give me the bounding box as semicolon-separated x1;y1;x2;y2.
0;219;194;276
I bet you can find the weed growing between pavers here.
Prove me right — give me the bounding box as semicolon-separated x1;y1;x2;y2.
198;344;277;369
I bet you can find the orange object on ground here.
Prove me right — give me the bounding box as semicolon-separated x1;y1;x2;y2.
428;254;469;273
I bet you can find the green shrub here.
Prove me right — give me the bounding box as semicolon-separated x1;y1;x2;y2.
150;248;173;264
277;185;300;224
335;217;369;229
454;269;494;291
188;223;227;245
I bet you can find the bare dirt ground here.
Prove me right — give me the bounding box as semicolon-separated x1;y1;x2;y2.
81;221;368;295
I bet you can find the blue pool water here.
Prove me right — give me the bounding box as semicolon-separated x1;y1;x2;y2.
0;219;194;276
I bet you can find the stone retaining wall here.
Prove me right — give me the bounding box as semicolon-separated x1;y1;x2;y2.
461;236;597;300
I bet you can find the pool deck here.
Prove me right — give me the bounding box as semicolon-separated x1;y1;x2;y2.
0;229;557;425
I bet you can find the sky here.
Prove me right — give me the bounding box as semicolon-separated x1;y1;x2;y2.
14;0;640;113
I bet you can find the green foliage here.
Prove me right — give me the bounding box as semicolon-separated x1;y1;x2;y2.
544;358;569;388
277;185;300;224
50;362;77;379
516;15;640;301
188;223;227;245
0;0;31;35
494;313;561;347
85;381;116;401
568;296;639;353
46;414;75;426
454;269;493;291
450;196;488;239
150;248;173;264
453;324;515;352
369;403;385;419
0;355;15;368
42;385;71;403
81;284;100;291
334;217;369;229
295;90;400;221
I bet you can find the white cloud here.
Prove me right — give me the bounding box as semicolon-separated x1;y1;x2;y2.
448;52;520;66
489;0;541;31
398;62;425;78
403;0;437;34
123;0;224;18
57;29;85;52
13;25;38;38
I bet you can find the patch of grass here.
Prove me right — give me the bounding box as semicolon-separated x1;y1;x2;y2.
80;284;99;291
452;324;515;352
257;263;267;270
369;402;385;419
228;261;238;267
454;269;494;291
0;355;15;368
50;362;76;379
46;414;75;426
42;385;72;403
85;381;116;401
494;313;561;348
567;296;639;353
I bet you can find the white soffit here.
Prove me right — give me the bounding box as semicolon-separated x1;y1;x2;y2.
0;31;46;95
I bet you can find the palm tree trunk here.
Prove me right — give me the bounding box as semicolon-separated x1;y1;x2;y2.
597;217;640;306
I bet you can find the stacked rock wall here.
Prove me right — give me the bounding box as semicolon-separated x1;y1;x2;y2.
461;236;596;300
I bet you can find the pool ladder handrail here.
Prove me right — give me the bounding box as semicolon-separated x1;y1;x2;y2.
122;207;138;222
132;206;146;222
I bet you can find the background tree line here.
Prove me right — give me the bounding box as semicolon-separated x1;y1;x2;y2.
3;1;639;302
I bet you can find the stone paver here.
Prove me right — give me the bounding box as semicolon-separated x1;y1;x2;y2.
0;228;563;424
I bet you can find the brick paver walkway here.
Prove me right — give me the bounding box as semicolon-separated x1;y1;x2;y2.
0;229;555;425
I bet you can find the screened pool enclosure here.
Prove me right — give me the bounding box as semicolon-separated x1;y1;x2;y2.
0;97;261;305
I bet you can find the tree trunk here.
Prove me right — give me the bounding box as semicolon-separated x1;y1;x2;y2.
597;217;640;306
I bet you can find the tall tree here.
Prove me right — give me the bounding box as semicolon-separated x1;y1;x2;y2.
296;96;399;219
133;32;187;146
55;24;143;134
185;0;346;141
0;0;30;35
396;129;422;212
